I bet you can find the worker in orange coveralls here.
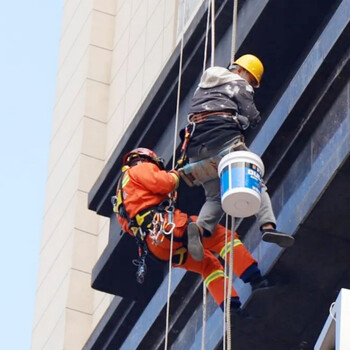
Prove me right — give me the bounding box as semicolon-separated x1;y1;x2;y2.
113;147;271;312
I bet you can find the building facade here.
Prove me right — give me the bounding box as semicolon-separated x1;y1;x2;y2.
33;0;350;349
32;0;186;349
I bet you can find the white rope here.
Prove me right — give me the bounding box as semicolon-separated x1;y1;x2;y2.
203;0;216;71
171;8;185;170
225;216;235;350
210;0;216;67
165;1;186;347
203;0;211;73
231;0;239;63
329;302;336;321
201;283;207;350
164;232;174;350
223;214;229;350
226;0;238;342
200;2;217;348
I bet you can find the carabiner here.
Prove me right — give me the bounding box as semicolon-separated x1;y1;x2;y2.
162;221;175;235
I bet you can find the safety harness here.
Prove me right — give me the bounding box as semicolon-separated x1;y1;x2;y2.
112;168;177;283
177;113;247;187
177;110;247;170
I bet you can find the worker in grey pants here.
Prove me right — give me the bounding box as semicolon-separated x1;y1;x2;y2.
181;54;295;261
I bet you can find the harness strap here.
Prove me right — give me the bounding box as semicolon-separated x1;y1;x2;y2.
113;167;181;283
114;170;168;234
178;135;247;187
177;123;195;169
176;111;245;168
189;111;234;124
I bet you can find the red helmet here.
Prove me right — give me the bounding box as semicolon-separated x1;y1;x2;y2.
122;147;165;169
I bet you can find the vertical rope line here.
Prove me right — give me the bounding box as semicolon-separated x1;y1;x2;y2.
223;214;229;350
201;2;216;348
201;283;207;350
164;232;174;350
226;216;235;350
231;0;238;63
210;0;216;67
227;3;238;345
171;1;186;169
165;1;187;348
203;0;211;73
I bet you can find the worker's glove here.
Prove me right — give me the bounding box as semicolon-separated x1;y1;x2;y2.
169;169;180;189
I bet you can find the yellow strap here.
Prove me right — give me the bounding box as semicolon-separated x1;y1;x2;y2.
114;171;130;213
135;210;153;227
172;247;187;266
121;172;130;187
114;189;123;213
130;226;139;236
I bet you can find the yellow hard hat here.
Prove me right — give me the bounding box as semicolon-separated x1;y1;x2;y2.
232;54;264;87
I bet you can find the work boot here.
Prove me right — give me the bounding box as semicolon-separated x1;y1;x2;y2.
261;228;295;248
187;222;204;261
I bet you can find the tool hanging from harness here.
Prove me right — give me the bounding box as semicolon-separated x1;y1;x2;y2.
111;169;177;283
177;111;248;187
176;122;195;169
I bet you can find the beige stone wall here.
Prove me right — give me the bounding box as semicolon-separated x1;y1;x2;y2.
105;0;178;160
32;0;180;349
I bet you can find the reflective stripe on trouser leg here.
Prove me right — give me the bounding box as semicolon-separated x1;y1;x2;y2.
204;270;238;306
179;249;238;307
219;237;257;278
219;238;242;259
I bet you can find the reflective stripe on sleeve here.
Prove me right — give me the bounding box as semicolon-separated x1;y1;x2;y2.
170;172;179;187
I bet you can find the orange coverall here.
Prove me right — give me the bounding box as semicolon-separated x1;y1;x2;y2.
116;161;257;307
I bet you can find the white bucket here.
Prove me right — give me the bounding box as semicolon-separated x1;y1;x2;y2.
218;151;265;218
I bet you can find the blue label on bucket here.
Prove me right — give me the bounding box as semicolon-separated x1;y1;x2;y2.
220;162;262;196
220;166;230;197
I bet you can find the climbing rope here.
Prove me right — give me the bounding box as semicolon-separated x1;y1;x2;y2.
201;283;207;350
172;14;185;169
223;214;229;350
224;3;239;349
225;216;235;350
231;0;238;63
164;229;174;350
210;0;216;67
202;0;211;73
201;1;217;349
164;2;187;348
329;302;336;321
223;0;238;350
